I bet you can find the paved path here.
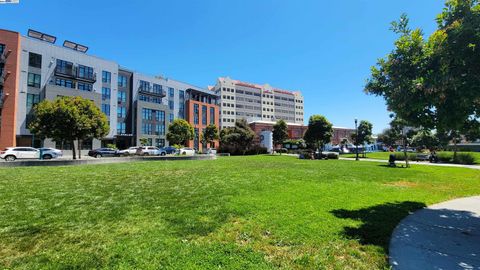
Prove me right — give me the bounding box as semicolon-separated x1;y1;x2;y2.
389;196;480;270
339;157;480;170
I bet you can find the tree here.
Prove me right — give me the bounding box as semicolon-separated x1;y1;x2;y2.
29;96;109;160
139;138;149;146
219;119;255;155
303;115;333;152
377;128;401;147
411;130;440;150
272;119;289;150
201;124;219;149
351;120;373;157
166;119;194;146
365;1;480;161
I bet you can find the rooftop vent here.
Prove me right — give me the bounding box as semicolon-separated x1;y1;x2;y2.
27;29;56;44
63;40;88;53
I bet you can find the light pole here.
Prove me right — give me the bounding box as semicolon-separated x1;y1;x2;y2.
355;118;359;161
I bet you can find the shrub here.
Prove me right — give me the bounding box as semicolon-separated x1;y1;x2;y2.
106;143;117;150
218;145;267;156
393;152;417;161
437;152;452;163
326;152;339;159
453;153;475;165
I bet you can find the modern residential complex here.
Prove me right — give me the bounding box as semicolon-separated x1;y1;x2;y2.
0;28;219;152
211;77;304;128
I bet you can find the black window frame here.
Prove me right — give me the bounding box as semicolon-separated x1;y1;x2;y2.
28;52;42;68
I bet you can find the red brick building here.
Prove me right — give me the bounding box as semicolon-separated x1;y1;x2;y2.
248;120;355;146
0;29;21;150
185;88;220;151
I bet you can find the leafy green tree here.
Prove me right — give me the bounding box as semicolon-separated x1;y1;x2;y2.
272;119;289;150
201;124;219;148
219;119;255;155
365;1;480;160
351;120;373;157
303;115;333;152
411;130;440;150
377;128;401;147
139;138;149;146
29;96;109;160
166;119;194;146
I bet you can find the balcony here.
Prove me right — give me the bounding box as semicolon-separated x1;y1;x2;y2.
138;86;166;98
0;49;8;63
54;64;97;83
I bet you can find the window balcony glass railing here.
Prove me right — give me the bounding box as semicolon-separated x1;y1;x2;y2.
138;85;166;98
54;64;97;83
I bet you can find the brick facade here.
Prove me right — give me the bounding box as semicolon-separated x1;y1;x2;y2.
0;29;20;150
185;99;219;151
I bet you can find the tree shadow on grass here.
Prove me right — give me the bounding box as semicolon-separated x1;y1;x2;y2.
330;201;426;251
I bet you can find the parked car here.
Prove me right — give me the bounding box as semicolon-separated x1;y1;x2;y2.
38;147;63;159
118;146;141;156
139;146;161;156
0;147;41;161
88;148;120;158
161;146;177;154
204;148;217;155
177;147;195;156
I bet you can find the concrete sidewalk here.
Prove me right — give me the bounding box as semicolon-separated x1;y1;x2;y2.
339;157;480;170
389;196;480;270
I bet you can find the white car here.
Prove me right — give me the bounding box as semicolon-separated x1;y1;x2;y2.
38;147;63;158
140;146;161;156
178;147;195;156
0;147;43;161
118;146;141;156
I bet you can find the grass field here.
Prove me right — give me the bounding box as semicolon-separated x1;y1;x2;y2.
1;156;479;269
341;151;480;164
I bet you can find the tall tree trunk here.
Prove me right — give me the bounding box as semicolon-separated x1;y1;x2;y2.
403;135;409;168
77;139;82;160
453;136;458;162
71;140;76;160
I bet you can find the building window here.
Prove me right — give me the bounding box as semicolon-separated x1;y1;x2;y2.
169;113;174;123
168;100;174;110
118;91;126;103
139;94;161;104
142;123;153;135
168;87;174;98
27;73;41;88
139;80;150;91
178;102;185;119
202;105;207;125
55;78;75;89
142;108;152;120
102;87;111;100
179;90;185;100
210;107;215;125
78;65;94;80
102;71;111;83
155;138;165;148
28;52;42;68
194;104;199;125
0;44;5;54
118;75;127;87
101;104;110;116
117;122;126;134
153;84;163;95
155;123;165;136
117;107;126;118
155;110;165;122
78;82;93;91
26;93;40;111
56;59;74;75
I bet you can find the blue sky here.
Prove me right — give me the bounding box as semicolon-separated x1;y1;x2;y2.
0;0;445;133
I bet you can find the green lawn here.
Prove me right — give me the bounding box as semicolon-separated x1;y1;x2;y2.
1;156;479;269
341;151;480;164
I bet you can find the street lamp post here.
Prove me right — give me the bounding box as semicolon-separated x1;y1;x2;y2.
355;118;359;161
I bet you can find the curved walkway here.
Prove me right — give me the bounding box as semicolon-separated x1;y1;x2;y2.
389;196;480;270
339;157;480;170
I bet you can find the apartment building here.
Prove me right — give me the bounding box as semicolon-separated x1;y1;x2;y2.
0;28;219;151
212;77;304;128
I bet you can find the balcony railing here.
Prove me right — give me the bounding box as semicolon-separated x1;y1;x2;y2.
0;92;4;109
0;70;6;86
0;50;7;63
138;86;166;98
54;65;97;83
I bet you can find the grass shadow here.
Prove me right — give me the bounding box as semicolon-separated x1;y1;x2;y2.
378;164;409;169
330;201;426;251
